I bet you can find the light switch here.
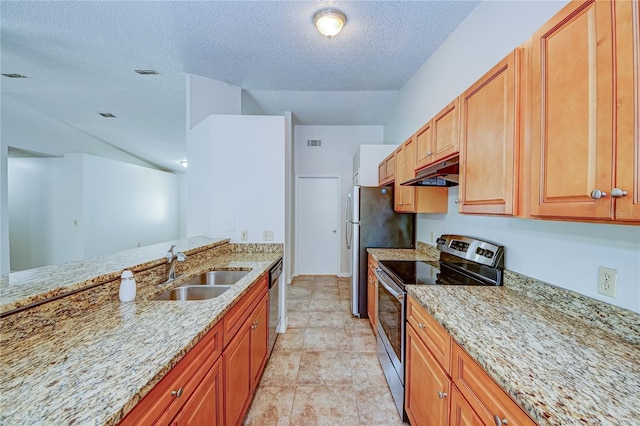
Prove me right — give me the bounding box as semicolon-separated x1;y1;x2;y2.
263;230;274;241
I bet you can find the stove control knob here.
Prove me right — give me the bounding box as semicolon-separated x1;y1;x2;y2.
485;250;494;259
476;248;485;256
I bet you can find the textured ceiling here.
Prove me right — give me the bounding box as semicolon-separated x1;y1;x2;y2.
1;1;479;172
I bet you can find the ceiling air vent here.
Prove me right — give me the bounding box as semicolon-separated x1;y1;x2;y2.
134;69;159;75
2;73;28;78
307;139;322;147
98;112;116;118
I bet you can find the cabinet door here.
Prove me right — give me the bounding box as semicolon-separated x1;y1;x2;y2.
416;121;434;170
449;385;484;426
432;98;460;163
614;0;640;223
223;320;252;426
452;343;536;426
395;140;416;212
172;357;224;426
460;49;520;215
251;294;269;390
529;0;615;219
406;324;451;426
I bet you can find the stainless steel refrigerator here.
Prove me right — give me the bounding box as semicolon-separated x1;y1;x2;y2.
345;186;415;317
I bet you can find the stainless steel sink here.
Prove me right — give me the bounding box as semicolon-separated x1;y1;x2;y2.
185;270;250;286
153;285;232;301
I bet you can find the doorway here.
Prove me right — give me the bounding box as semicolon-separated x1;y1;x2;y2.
295;176;340;275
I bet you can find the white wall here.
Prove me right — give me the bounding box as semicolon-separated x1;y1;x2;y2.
294;125;384;276
81;154;181;258
384;0;640;313
187;74;241;129
0;143;9;275
7;154;180;271
186;114;285;243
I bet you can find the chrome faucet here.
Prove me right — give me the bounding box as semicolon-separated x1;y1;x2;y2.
165;245;187;283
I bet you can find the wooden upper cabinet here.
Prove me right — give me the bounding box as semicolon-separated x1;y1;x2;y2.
614;0;640;223
529;0;615;220
415;121;434;170
415;99;460;172
459;49;520;215
378;152;396;186
432;98;460;163
394;137;448;213
395;139;416;212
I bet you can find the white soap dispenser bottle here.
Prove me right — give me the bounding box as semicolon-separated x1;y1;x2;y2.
119;270;137;302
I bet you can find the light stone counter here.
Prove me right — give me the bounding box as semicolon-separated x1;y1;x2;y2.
0;236;228;315
0;250;282;426
367;245;640;425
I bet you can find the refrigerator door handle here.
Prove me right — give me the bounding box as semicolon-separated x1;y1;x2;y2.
345;193;352;249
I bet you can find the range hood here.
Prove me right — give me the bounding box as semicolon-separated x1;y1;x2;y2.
401;156;459;187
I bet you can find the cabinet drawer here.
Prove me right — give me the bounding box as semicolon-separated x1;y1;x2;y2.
223;274;268;346
120;321;223;425
406;296;451;373
452;343;536;426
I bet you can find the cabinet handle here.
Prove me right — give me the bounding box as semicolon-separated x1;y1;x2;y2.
417;322;426;329
438;391;447;399
610;188;628;198
590;189;607;199
251;320;258;329
454;199;462;204
171;387;184;398
427;151;433;156
494;415;509;426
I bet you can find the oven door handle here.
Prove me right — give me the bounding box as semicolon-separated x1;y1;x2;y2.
375;268;404;300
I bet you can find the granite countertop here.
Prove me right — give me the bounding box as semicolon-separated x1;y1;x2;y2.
0;236;228;315
369;248;640;424
0;251;282;426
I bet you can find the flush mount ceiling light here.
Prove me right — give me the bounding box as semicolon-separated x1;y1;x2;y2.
179;160;188;168
313;8;347;39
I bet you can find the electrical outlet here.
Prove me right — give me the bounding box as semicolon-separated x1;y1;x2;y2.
597;266;617;298
263;230;274;241
240;230;248;241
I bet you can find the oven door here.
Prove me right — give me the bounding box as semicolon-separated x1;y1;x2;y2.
375;267;407;420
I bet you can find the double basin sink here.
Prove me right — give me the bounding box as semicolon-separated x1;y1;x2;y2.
154;270;250;301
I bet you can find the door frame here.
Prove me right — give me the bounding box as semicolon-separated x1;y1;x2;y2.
294;174;341;277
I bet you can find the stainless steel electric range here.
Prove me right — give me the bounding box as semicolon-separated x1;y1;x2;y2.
374;234;505;422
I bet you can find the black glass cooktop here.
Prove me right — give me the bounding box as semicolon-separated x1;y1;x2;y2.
378;260;501;288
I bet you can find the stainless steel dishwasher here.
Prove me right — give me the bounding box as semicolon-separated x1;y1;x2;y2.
268;258;283;355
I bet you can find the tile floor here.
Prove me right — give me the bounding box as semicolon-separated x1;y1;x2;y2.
244;275;406;426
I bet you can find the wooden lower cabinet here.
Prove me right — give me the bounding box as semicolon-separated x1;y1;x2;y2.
170;357;224;426
406;322;451;425
367;255;378;333
450;385;484;426
224;292;269;426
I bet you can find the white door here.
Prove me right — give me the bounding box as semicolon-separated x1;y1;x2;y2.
295;176;340;275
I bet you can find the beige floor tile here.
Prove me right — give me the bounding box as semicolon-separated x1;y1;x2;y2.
243;386;296;426
288;286;313;299
355;384;406;426
259;352;301;386
308;298;343;312
303;327;349;351
286;310;310;328
274;328;305;352
288;297;311;312
296;351;352;385
349;353;387;387
290;386;360;426
307;311;344;328
247;276;408;426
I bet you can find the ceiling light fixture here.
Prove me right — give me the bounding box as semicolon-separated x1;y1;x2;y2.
313;8;347;39
180;160;188;168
